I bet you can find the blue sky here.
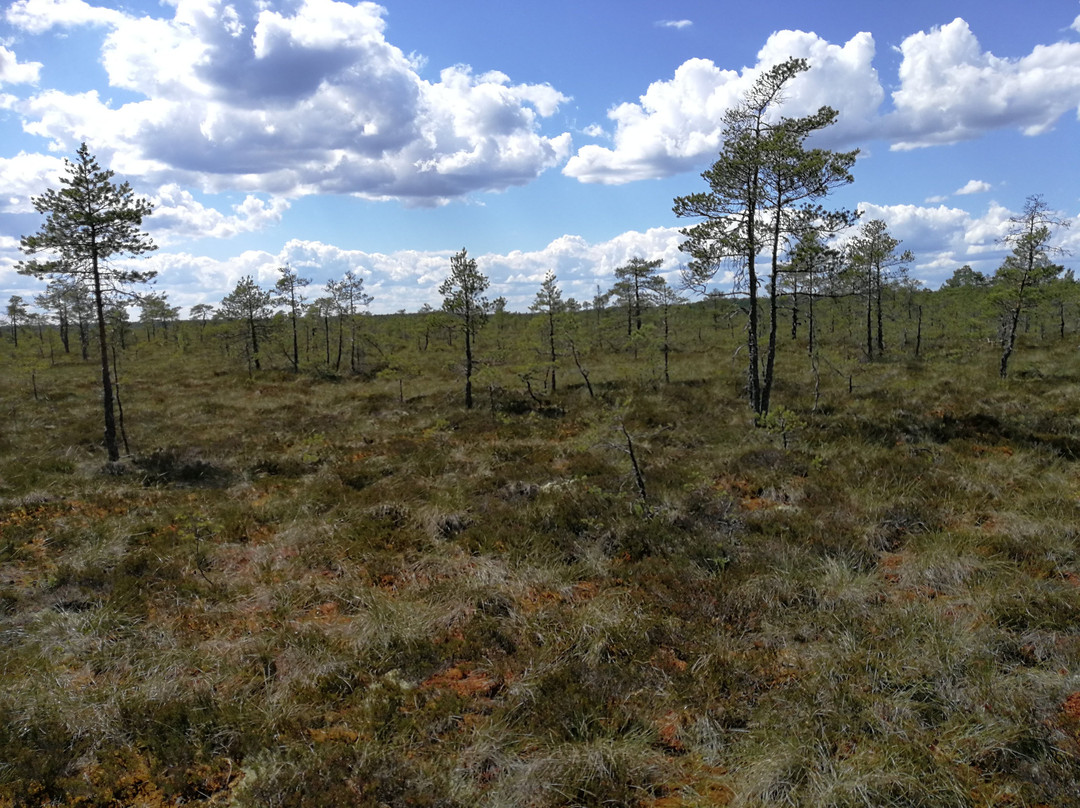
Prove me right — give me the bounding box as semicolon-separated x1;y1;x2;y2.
1;0;1079;314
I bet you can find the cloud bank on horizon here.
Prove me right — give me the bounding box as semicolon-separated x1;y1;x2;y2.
1;0;1078;312
113;199;1080;314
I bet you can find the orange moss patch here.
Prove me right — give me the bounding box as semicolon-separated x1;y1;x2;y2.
76;748;168;807
758;647;805;688
713;476;756;498
651;646;688;675
0;504;47;531
0;498;129;552
570;580;600;601
556;422;585;439
711;475;794;511
739;496;775;512
377;573;398;590
1062;692;1080;721
421;666;500;699
311;600;340;618
16;535;52;563
879;552;906;584
655;710;687;753
308;725;360;744
522;580;600;612
521;588;561;612
643;768;733;808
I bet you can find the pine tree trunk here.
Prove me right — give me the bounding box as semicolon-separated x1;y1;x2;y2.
760;215;783;416
290;309;299;372
663;308;671;383
790;280;799;340
875;264;885;355
634;275;643;332
249;314;261;370
548;310;557;393
464;319;474;409
865;262;874;360
91;248;120;461
1000;306;1021;379
335;318;343;370
746;197;762;413
915;305;923;358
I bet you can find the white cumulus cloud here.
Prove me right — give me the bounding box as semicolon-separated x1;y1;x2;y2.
0;151;68;213
955;179;992;195
657;20;693;30
10;0;573;204
563;30;882;184
564;16;1080;184
0;46;42;86
147;186;291;244
885;17;1080;149
4;0;126;32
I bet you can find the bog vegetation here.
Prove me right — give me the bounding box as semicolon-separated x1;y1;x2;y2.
3;239;1080;806
2;60;1079;808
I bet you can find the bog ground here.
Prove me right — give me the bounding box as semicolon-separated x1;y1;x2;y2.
2;302;1080;807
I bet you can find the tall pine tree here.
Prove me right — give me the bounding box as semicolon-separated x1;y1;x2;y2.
18;143;156;461
439;249;490;409
675;58;857;415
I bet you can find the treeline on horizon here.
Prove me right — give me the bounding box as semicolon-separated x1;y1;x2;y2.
4;246;1079;392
